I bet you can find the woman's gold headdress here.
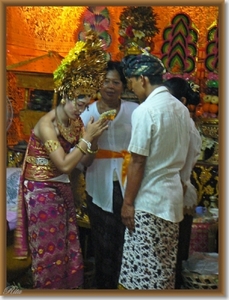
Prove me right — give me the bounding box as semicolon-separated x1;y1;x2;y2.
53;30;107;99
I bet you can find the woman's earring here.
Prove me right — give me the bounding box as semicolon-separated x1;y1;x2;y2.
96;92;101;100
61;98;66;105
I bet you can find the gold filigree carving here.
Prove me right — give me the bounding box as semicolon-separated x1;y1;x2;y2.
192;164;218;205
18;6;86;43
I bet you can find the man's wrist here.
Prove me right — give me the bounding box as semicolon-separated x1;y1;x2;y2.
123;198;134;206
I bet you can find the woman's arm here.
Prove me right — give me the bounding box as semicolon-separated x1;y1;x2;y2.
79;137;100;167
36;115;108;174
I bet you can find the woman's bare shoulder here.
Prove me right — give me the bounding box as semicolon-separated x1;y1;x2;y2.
34;109;56;138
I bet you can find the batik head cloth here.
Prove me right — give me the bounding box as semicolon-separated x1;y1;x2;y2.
121;53;166;78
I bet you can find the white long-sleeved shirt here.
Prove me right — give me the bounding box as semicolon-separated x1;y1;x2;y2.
80;100;138;213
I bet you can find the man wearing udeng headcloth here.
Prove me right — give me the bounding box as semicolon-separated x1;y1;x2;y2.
118;52;191;289
14;31;109;289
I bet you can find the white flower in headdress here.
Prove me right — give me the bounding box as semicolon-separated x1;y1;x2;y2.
140;47;151;56
119;29;126;37
189;82;200;93
132;29;145;39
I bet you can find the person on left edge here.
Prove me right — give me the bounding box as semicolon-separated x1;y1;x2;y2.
13;31;109;289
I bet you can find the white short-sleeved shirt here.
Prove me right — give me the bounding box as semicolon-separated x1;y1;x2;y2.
129;86;191;222
80;100;138;213
180;118;202;209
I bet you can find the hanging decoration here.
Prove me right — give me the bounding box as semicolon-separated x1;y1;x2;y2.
117;6;160;56
199;20;219;119
6;6;220;148
75;6;111;60
205;20;218;73
161;13;199;81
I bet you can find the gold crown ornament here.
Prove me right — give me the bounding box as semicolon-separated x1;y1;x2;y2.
53;30;108;100
125;42;151;56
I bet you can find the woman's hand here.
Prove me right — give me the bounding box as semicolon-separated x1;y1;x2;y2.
83;117;109;140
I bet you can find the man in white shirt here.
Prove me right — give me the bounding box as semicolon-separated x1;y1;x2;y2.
118;53;191;289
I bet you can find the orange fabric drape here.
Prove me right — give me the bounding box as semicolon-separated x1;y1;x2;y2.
96;149;131;185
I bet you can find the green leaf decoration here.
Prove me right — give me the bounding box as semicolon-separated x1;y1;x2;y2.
189;29;198;43
206;41;216;54
160;13;198;74
169;53;185;72
207;27;217;42
171;42;186;59
161;56;167;68
188;43;197;56
205;54;216;72
205;55;218;72
172;13;190;26
163;26;173;40
171;33;187;47
161;41;170;53
172;20;188;37
205;21;218;72
185;56;195;73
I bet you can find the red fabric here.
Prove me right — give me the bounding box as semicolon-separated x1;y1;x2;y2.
189;222;214;254
14;129;80;258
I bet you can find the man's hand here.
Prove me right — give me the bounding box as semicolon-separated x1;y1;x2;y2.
121;202;135;233
120;152;146;234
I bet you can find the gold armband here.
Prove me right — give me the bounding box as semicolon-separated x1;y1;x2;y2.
44;140;60;154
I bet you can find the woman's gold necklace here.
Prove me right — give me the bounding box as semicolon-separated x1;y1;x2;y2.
55;107;79;144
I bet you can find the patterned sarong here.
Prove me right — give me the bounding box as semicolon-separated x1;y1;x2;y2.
118;211;179;289
23;180;83;289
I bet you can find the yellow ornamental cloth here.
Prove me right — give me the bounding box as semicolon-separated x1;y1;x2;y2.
96;149;131;185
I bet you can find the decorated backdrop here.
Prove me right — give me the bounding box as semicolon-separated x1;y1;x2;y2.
6;6;219;146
